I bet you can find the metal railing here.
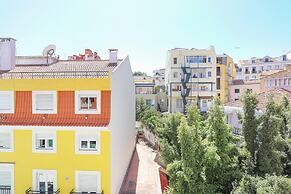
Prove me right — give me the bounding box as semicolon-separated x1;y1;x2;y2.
0;186;11;194
0;71;109;79
70;189;104;194
25;188;60;194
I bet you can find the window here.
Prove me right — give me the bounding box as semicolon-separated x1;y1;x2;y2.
173;72;178;78
173;57;177;64
216;78;221;90
146;99;152;106
75;91;101;114
216;67;221;76
283;55;287;61
76;171;101;193
32;91;57;114
208;57;211;63
176;99;183;109
245;67;250;74
0;129;13;152
0;164;14;193
32;170;57;193
33;132;56;153
0;91;14;113
208;71;211;77
75;132;100;154
252;67;256;73
235;89;240;93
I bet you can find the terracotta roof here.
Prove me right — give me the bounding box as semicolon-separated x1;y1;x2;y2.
0;91;111;127
0;60;123;79
225;88;291;110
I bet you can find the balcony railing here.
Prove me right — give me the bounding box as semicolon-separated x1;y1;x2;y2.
0;185;11;194
25;188;60;194
70;189;104;194
0;71;109;79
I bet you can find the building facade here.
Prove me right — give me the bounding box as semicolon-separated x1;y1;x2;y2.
216;54;236;104
166;47;234;113
237;51;291;81
260;65;291;92
0;38;136;194
228;79;261;102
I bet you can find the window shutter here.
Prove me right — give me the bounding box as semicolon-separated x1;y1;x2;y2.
0;133;11;148
0;171;11;186
36;94;54;110
0;94;11;110
78;173;99;192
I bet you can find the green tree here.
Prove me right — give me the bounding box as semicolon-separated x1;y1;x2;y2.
141;108;161;131
136;97;149;121
204;97;242;193
256;97;283;176
242;90;259;165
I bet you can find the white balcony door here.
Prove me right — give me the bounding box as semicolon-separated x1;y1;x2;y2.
0;164;14;194
33;170;57;193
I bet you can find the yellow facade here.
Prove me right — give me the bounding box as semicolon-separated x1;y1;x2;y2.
217;55;236;104
0;77;112;193
0;130;111;194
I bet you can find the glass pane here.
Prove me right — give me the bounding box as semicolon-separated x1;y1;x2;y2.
39;139;46;148
81;141;88;148
90;141;97;149
89;97;97;109
39;182;46;193
80;97;89;109
48;182;54;191
48;139;53;148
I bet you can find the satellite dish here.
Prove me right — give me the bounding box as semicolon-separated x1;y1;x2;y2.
43;44;56;57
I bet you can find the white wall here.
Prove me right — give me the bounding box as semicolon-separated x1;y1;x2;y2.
110;56;136;194
0;38;16;71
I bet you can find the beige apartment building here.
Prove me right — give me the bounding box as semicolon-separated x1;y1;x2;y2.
165;47;217;113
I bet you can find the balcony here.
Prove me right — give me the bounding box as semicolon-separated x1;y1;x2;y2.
25;188;60;194
0;185;11;194
70;189;104;194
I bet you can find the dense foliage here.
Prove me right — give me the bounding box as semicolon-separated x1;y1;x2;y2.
136;92;291;193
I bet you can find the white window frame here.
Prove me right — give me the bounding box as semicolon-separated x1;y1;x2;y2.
0;163;14;194
32;131;56;153
75;131;100;155
75;91;101;114
32;169;57;192
32;91;57;114
0;91;14;114
75;171;101;193
0;127;14;152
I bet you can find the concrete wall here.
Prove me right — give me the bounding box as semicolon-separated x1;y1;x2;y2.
0;38;15;71
110;56;136;194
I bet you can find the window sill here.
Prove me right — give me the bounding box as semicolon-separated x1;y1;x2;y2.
0;148;13;152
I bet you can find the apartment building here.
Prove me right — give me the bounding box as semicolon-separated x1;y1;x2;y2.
260;65;291;92
216;54;236;103
228;79;261;102
134;74;167;112
0;38;136;194
153;68;165;88
237;51;291;81
165;47;217;113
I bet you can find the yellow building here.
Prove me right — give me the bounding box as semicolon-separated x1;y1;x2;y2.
216;54;236;104
0;39;136;194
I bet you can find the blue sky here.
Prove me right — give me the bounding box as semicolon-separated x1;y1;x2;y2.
1;0;291;74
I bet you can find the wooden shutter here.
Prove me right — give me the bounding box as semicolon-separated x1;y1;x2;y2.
36;94;54;110
78;173;99;192
0;133;11;149
0;94;11;110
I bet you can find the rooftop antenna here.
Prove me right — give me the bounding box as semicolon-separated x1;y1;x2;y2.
42;44;56;65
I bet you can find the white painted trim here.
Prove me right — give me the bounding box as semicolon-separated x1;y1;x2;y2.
0;163;14;194
32;169;57;191
32;131;57;154
75;131;101;155
0;91;14;114
0;127;14;152
32;91;57;114
75;171;101;193
0;125;108;131
75;91;101;114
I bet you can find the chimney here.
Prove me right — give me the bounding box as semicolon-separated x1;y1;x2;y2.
109;49;118;65
0;38;16;71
